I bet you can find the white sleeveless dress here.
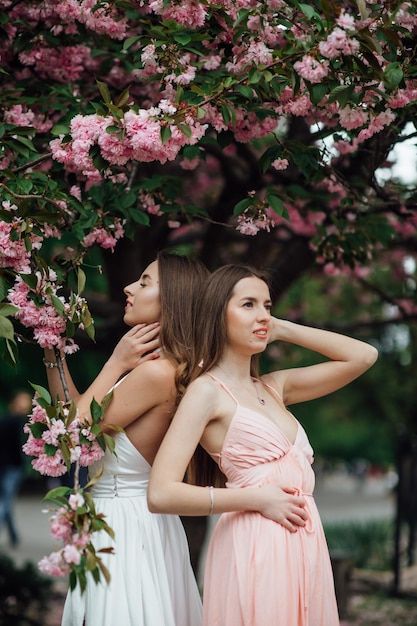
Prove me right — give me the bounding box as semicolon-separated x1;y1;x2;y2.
61;432;202;626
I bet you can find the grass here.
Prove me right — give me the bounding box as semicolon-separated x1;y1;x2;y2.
324;519;394;570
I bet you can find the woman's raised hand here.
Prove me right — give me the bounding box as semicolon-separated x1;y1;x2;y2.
254;485;308;532
111;323;160;371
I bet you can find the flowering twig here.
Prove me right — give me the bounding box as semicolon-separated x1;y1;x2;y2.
23;381;117;591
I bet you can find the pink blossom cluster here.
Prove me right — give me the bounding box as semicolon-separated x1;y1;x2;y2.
9;0;129;40
318;27;360;59
3;104;53;133
82;218;125;252
226;41;274;74
148;0;207;28
7;274;79;352
293;55;330;84
0;219;41;273
38;492;99;578
51;104;208;177
23;399;105;477
236;208;275;236
19;44;93;83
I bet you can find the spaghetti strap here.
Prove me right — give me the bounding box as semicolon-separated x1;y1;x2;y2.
258;379;284;403
206;372;239;405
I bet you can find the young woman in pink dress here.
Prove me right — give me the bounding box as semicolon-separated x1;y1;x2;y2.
148;264;378;626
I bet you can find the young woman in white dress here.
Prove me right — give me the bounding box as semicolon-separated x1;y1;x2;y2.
43;250;207;626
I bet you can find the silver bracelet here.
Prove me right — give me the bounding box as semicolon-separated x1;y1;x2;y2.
43;355;66;369
208;485;214;516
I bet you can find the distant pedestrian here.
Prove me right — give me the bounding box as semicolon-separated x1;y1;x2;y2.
0;390;32;547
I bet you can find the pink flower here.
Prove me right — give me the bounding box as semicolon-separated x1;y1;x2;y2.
22;435;45;457
32;452;67;477
339;105;368;131
271;158;289;171
69;493;85;510
79;440;105;466
236;217;260;236
294;55;329;84
319;28;360;59
72;531;92;550
38;551;69;577
336;12;356;30
50;509;72;542
149;0;207;28
63;544;81;565
0;220;40;273
42;420;67;446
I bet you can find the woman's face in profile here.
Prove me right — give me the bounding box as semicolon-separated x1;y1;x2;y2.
123;260;161;326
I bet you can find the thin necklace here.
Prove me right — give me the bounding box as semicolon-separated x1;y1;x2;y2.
216;365;266;405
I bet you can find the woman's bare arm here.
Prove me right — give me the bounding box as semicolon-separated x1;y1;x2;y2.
265;318;378;406
148;377;308;532
43;323;160;410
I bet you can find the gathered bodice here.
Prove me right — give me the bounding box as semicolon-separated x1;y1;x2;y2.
89;432;151;498
219;406;315;492
207;374;315;495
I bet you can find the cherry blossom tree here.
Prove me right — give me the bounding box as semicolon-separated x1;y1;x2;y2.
1;0;416;586
1;0;416;355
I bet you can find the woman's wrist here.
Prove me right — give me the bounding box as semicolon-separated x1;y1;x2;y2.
268;317;290;343
43;348;65;368
102;354;127;379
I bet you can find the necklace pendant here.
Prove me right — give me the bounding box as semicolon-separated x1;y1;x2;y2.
259;398;265;405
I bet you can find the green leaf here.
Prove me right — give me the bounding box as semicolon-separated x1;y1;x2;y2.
77;268;86;295
327;84;355;107
29;382;52;405
96;80;112;104
0;302;20;316
383;63;404;90
299;4;318;20
247;68;262;85
5;338;18;364
0;276;11;301
51;124;70;136
90;397;103;423
160;125;172;143
20;272;38;290
173;33;192;45
266;194;285;215
233;198;252;216
115;87;131;108
44;443;58;457
17;178;33;194
51;294;65;315
123;35;141;50
101;432;115;454
44;485;72;500
178;123;192;138
101;390;114;416
235;85;254;100
29;421;48;439
0;316;15;341
127;208;150;225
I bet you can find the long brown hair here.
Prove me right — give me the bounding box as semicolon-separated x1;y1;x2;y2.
157;250;209;403
187;264;271;487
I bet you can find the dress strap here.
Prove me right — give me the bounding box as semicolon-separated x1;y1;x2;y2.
205;372;239;405
258;379;284;403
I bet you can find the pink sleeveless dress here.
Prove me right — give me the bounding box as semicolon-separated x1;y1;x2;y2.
203;375;339;626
